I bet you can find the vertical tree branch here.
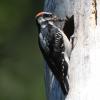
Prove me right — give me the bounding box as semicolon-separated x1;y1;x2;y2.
43;0;100;100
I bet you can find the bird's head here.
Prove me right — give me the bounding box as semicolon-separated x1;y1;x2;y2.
35;12;56;27
35;11;67;32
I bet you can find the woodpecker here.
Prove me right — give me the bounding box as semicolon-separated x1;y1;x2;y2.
35;12;71;96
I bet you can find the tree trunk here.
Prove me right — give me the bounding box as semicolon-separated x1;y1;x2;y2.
43;0;99;100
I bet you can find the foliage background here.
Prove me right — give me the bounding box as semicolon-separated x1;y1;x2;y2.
0;0;46;100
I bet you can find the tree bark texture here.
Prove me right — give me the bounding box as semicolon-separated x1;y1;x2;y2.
43;0;100;100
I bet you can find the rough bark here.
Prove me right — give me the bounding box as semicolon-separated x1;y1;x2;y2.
43;0;99;100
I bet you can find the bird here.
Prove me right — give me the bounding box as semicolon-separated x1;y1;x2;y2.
35;11;71;96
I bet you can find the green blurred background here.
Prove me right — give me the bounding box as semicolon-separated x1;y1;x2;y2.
0;0;46;100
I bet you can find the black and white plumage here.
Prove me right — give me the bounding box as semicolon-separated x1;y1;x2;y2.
35;12;71;96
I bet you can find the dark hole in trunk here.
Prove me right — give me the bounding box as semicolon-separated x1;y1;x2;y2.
63;15;74;40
